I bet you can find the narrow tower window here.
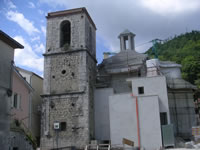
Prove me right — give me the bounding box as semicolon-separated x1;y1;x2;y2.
60;20;71;47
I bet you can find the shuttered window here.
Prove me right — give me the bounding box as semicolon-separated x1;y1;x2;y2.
11;93;21;109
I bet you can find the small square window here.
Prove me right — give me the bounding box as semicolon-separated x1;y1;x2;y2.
60;122;66;131
138;87;144;94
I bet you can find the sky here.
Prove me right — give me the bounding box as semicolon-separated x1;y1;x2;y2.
0;0;200;77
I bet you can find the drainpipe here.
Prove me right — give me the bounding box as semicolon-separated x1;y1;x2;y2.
29;91;32;129
29;73;33;129
9;60;14;96
131;93;140;148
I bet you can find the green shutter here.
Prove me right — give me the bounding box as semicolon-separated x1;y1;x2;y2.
17;94;21;109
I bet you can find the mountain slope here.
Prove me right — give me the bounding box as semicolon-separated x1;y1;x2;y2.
146;30;200;88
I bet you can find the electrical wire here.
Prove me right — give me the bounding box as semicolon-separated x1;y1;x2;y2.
135;41;151;48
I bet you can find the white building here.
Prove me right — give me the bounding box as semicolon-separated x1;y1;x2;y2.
94;30;196;150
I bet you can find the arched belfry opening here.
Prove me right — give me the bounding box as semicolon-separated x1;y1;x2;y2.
60;20;71;47
118;29;135;51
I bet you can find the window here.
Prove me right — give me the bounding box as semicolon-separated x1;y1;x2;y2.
60;122;66;131
13;93;18;108
138;87;144;94
60;20;71;47
11;93;21;109
138;70;141;77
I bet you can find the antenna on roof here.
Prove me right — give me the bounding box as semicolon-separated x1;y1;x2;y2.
150;39;162;59
103;52;117;59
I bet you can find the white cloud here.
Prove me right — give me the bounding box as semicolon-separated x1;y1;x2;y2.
39;0;200;53
6;11;39;35
38;9;44;15
34;43;45;53
14;36;44;73
28;2;35;8
140;0;200;16
6;0;17;9
41;26;46;36
31;36;40;42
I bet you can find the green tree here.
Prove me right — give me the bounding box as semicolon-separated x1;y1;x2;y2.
146;30;200;89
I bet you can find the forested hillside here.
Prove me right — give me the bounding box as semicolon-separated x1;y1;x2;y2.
146;30;200;89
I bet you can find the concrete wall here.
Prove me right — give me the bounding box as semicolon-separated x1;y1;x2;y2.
11;71;30;128
94;88;113;140
0;40;14;89
111;73;135;94
31;75;43;140
129;75;170;124
10;131;34;150
0;39;14;150
109;93;162;150
106;67;146;94
138;95;162;150
0;89;10;150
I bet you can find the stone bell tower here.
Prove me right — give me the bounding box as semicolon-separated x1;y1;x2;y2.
41;8;97;150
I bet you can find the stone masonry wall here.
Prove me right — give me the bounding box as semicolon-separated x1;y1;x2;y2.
86;54;96;139
45;52;86;94
46;13;85;53
41;93;90;149
41;51;96;149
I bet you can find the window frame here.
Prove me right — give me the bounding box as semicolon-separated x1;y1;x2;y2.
60;20;71;48
138;86;144;95
11;93;21;109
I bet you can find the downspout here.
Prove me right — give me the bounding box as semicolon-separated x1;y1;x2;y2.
131;93;140;148
10;61;14;90
29;73;33;129
8;60;14;96
29;91;32;129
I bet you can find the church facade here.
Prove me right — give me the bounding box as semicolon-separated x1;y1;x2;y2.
41;7;197;150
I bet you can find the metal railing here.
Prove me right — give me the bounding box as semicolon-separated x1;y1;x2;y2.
85;144;111;150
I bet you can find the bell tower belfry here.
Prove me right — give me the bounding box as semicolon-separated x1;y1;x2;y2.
41;8;97;150
118;29;135;51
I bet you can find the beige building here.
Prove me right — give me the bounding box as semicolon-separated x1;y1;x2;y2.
11;67;33;128
17;67;43;145
11;66;35;150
